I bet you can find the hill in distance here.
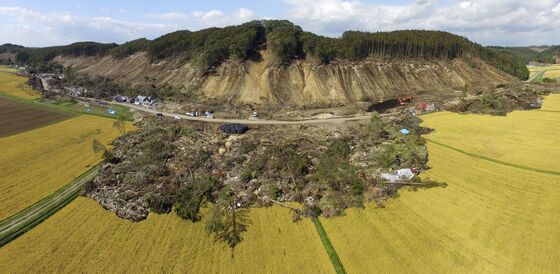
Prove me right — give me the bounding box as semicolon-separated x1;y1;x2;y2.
1;20;531;107
491;45;560;64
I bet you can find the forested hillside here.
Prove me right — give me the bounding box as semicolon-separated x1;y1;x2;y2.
492;46;560;64
14;42;116;65
11;20;529;80
542;46;560;63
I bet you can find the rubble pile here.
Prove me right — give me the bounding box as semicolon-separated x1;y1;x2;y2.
84;113;441;222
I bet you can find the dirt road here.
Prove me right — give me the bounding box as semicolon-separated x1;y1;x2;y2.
110;101;375;124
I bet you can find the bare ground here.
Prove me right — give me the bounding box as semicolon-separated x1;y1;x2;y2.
0;97;69;137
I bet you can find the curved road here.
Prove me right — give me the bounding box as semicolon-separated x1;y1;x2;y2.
109;100;375;125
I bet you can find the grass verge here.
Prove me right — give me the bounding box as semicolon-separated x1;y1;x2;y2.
0;164;100;247
312;217;347;274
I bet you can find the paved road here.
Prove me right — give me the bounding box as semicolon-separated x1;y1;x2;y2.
0;167;98;245
108;100;374;125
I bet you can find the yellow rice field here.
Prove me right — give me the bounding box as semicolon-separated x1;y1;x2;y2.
1;95;560;273
0;197;333;273
540;93;560;111
0;65;17;73
420;95;560;172
0;68;40;99
322;142;560;273
0;116;125;220
529;64;560;78
543;69;560;79
319;94;560;273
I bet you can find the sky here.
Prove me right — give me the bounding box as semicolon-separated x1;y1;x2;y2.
0;0;559;47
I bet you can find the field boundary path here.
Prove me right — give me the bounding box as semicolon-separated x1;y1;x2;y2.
312;217;347;274
426;139;560;176
527;71;544;83
0;164;100;247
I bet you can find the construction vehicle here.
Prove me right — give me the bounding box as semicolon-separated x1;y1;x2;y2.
397;96;413;105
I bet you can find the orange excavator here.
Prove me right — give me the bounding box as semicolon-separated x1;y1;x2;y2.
397;96;414;105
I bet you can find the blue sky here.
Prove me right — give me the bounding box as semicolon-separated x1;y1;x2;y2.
1;0;559;47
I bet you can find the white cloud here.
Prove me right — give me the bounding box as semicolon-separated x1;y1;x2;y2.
283;0;560;45
0;6;256;47
0;6;173;46
147;8;256;29
147;12;190;20
2;2;559;47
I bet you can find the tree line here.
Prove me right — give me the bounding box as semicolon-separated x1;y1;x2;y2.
491;45;560;65
14;42;117;64
10;20;529;79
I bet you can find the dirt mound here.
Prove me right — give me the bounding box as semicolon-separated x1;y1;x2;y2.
55;52;515;107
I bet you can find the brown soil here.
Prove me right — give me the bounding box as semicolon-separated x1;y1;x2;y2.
0;97;69;137
54;52;515;108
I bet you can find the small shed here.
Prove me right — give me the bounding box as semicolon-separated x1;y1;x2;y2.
220;124;249;134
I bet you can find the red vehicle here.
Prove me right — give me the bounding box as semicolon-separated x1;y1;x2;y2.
398;96;413;105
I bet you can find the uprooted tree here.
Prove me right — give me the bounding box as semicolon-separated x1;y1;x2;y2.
84;114;446;251
112;116;127;135
92;139;115;163
206;188;250;256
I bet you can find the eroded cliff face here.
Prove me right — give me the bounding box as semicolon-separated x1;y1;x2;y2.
54;51;515;107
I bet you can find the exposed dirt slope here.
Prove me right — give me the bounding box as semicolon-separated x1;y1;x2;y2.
55;52;515;106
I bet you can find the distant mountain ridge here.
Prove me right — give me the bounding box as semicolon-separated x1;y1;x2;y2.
0;20;530;107
3;20;529;80
491;45;560;64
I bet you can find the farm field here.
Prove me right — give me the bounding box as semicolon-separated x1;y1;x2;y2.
540;93;560;111
0;66;17;73
0;96;69;137
319;95;560;273
544;69;560;79
0;67;40;99
528;64;560;74
420;94;560;172
321;142;560;273
528;64;560;80
0;197;334;274
1;96;559;273
0;115;125;220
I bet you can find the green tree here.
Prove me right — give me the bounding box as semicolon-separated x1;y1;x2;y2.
206;188;250;256
174;177;216;221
